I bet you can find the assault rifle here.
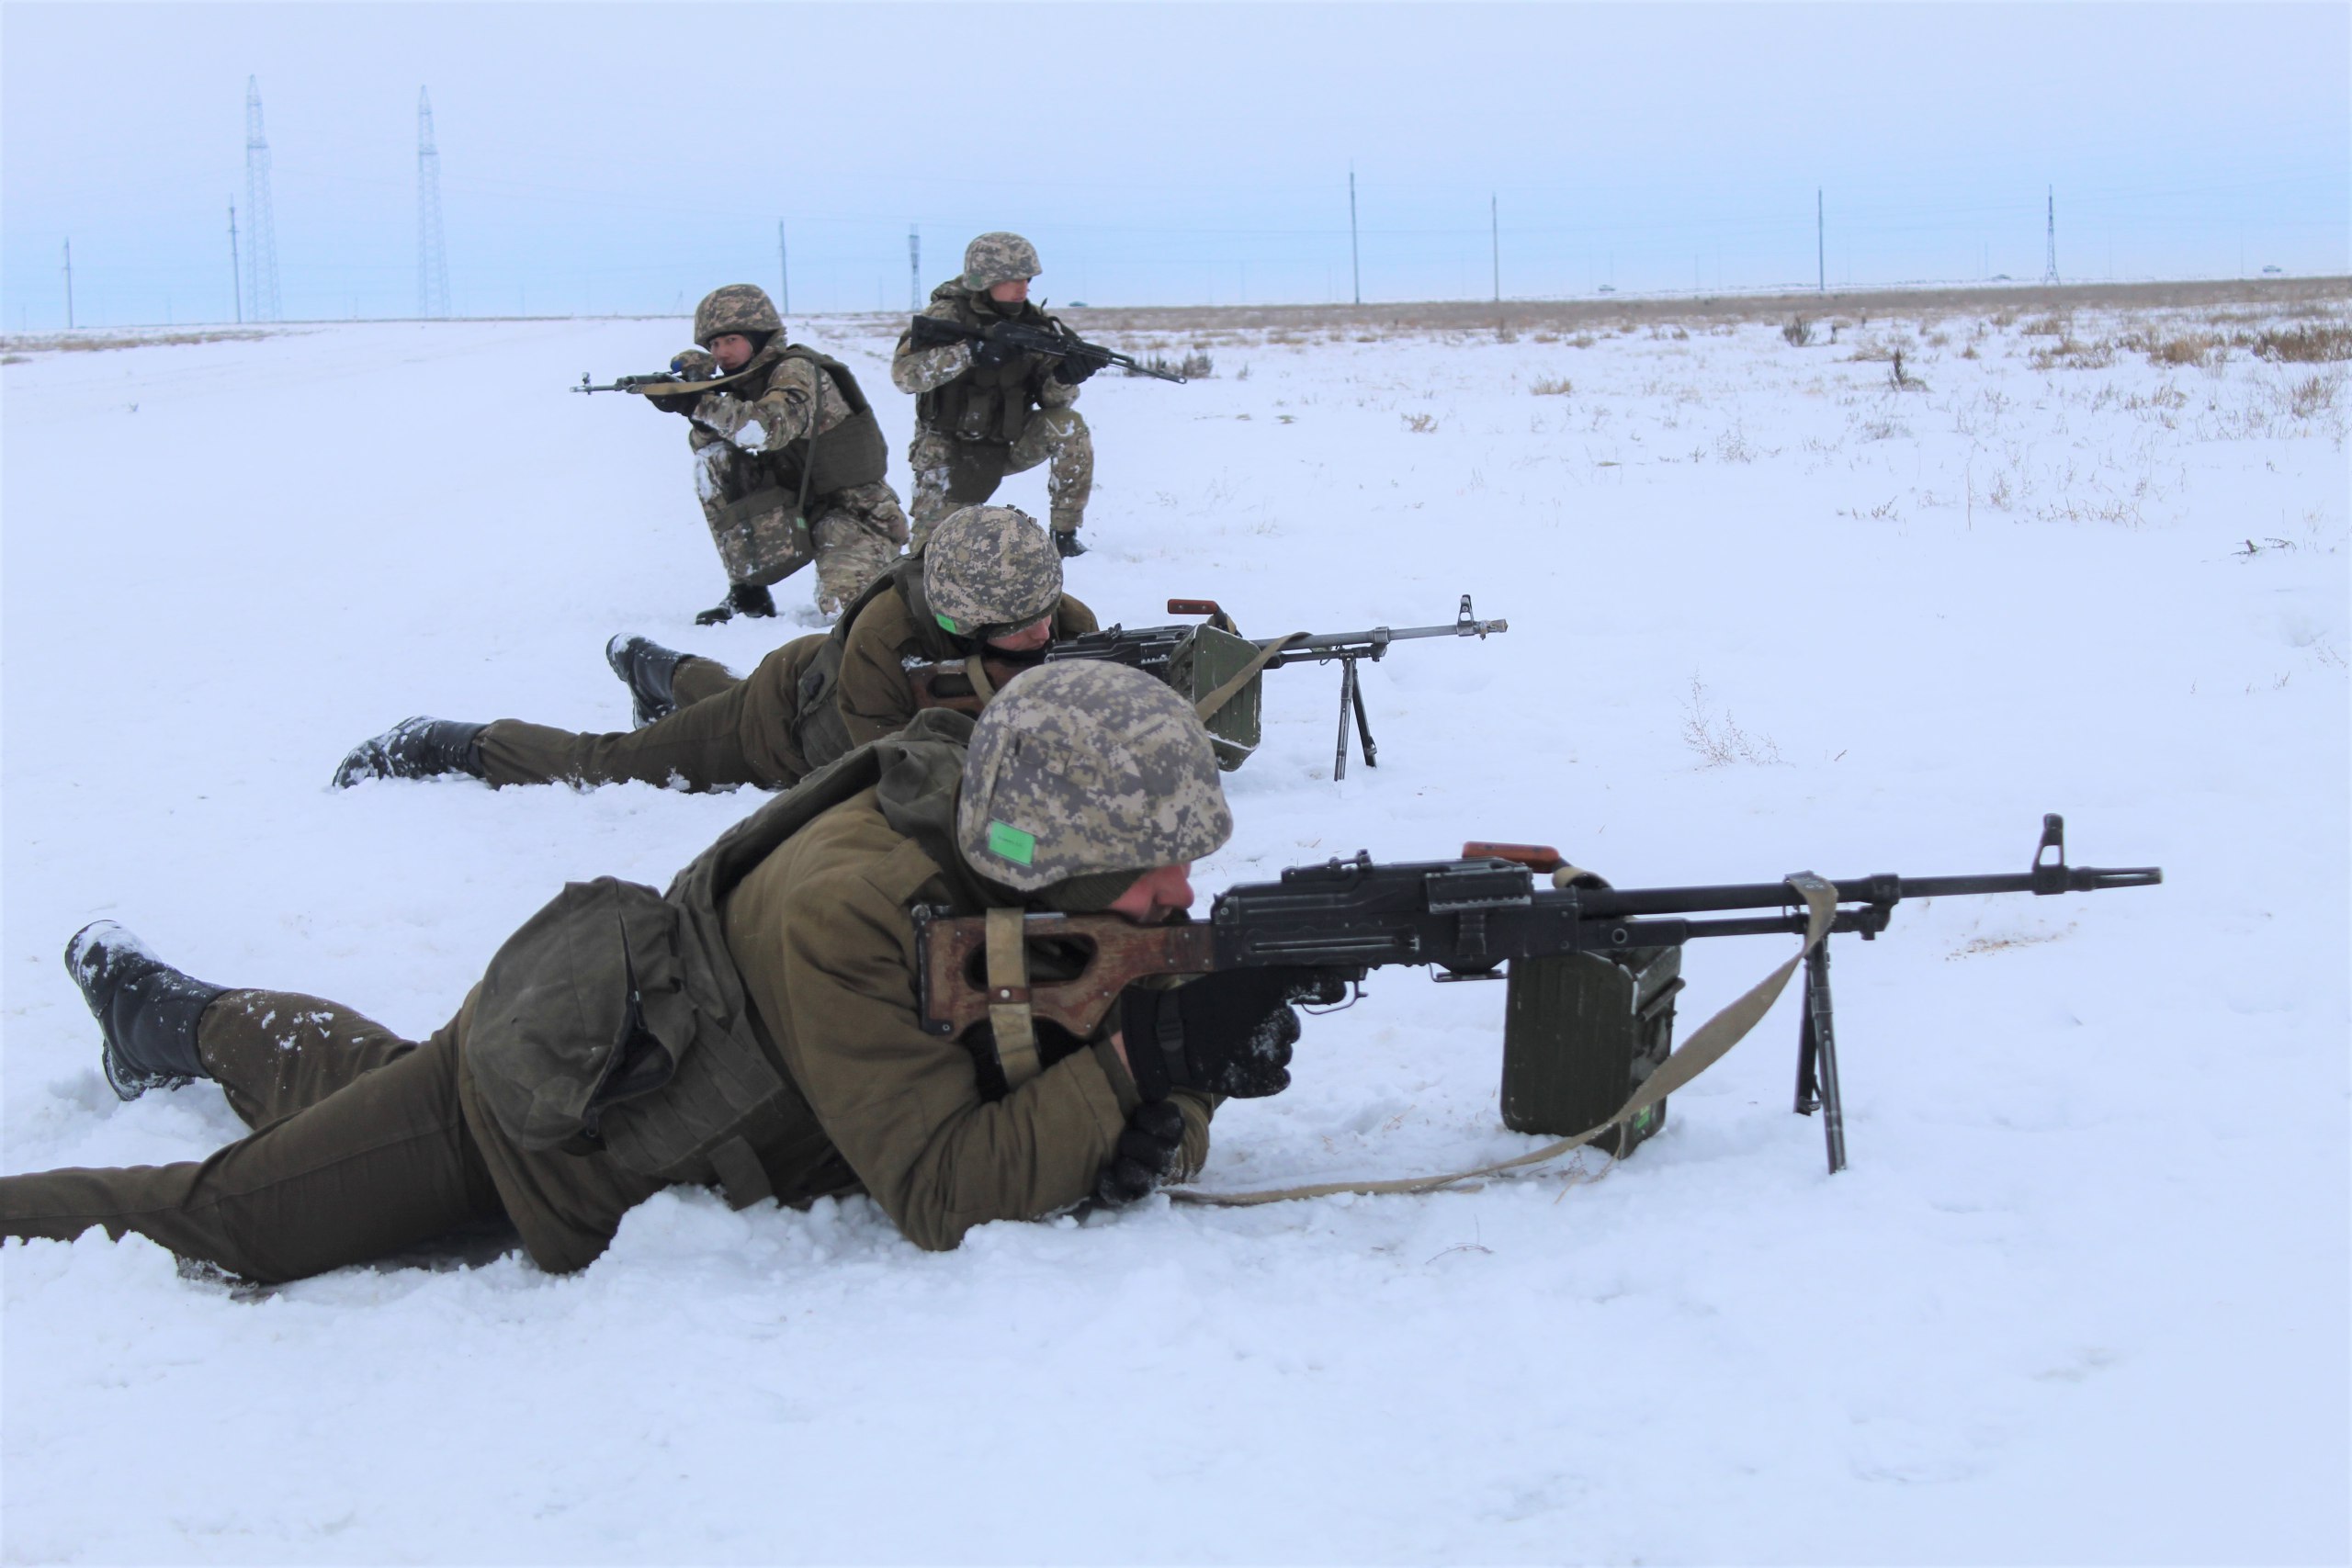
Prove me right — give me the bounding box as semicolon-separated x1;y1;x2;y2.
907;596;1508;777
913;816;2160;1178
571;366;758;396
906;313;1190;383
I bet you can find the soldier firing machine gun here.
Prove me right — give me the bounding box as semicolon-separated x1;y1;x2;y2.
906;596;1510;779
906;314;1191;383
914;816;2161;1179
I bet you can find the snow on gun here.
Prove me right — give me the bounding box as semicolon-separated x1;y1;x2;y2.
913;815;2161;1184
902;595;1510;777
906;314;1192;383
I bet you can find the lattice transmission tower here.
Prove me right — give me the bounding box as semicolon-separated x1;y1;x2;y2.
2042;186;2059;285
417;87;451;318
243;77;282;321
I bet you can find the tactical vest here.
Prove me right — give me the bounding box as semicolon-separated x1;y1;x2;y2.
786;554;961;771
465;712;980;1206
756;345;889;497
914;286;1057;446
707;344;893;585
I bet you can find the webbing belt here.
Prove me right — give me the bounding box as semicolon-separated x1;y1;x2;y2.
1193;633;1306;725
1168;874;1839;1207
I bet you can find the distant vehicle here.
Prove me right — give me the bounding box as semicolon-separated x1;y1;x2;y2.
2262;265;2284;276
1068;299;1091;307
1597;285;1617;294
1991;273;2014;281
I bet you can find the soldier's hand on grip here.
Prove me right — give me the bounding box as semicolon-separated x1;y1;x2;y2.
1093;1100;1187;1206
670;349;718;380
1051;350;1100;387
971;322;1025;369
1117;967;1347;1100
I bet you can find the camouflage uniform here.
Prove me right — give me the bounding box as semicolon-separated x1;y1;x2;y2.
657;286;910;616
890;234;1093;550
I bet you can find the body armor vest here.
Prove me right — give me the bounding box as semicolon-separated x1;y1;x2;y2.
915;287;1057;446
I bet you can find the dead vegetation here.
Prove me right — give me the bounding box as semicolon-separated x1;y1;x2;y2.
1680;677;1781;767
2252;322;2352;363
1;328;276;355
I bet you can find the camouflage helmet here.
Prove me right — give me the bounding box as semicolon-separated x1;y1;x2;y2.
961;231;1041;291
923;505;1062;637
957;662;1234;894
694;285;783;347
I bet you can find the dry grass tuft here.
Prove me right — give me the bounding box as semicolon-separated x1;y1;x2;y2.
1529;376;1573;396
1680;678;1781;767
1402;412;1438;434
1782;313;1816;347
2251;322;2352;363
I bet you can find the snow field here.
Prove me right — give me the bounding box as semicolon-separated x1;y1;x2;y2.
3;300;2346;1563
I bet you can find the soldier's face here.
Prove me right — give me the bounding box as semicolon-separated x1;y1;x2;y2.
987;278;1032;304
1108;863;1195;923
710;333;755;371
984;615;1055;654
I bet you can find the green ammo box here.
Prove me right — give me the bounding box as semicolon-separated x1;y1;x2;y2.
1164;622;1264;772
1499;947;1685;1157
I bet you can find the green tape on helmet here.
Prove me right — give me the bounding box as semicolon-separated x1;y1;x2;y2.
987;820;1036;865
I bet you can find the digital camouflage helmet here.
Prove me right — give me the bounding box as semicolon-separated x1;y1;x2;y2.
923;505;1062;638
956;662;1234;897
960;232;1041;291
693;284;783;348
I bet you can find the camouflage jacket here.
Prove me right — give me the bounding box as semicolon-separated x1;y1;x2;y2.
890;283;1079;443
660;339;888;499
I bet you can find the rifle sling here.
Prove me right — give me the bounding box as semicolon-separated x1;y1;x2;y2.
1168;874;1838;1207
985;908;1041;1090
1193;633;1306;724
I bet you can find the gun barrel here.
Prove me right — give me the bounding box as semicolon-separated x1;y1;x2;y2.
1262;619;1510;661
1568;864;2161;920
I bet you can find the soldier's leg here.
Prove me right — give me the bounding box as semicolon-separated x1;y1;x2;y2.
475;633;824;792
695;444;776;623
0;1029;504;1285
808;484;908;618
906;430;957;552
196;988;418;1130
671;657;740;709
1003;408;1093;540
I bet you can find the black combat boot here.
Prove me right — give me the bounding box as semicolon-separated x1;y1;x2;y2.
1052;531;1087;558
63;921;228;1101
605;634;690;728
331;717;489;787
695;581;775;626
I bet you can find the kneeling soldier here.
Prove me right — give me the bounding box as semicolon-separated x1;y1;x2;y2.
331;505;1096;795
655;284;910;625
2;665;1341;1281
892;232;1094;558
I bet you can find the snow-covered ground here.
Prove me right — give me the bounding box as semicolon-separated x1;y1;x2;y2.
4;301;2346;1563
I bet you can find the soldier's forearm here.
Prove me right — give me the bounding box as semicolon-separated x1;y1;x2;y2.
889;342;972;396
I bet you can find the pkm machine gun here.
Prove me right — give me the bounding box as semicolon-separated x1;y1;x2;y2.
912;816;2161;1178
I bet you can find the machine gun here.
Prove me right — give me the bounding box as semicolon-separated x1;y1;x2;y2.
903;596;1509;776
912;816;2161;1179
906;314;1190;383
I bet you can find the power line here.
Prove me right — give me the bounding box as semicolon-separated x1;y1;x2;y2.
243;76;281;321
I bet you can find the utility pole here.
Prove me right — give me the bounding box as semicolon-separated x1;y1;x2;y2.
1348;164;1361;305
416;88;451;318
229;202;242;323
1490;193;1500;303
908;225;921;311
2042;186;2059;285
777;220;789;318
1816;188;1825;292
62;239;74;329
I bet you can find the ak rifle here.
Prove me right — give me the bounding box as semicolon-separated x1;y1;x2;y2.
906;314;1190;383
904;596;1510;777
913;816;2161;1176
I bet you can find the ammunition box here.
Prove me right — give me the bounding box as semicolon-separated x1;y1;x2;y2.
1499;947;1684;1157
1165;623;1263;772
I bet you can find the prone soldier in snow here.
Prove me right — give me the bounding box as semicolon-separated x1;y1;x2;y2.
891;232;1095;558
2;665;1342;1280
649;285;910;624
330;505;1098;795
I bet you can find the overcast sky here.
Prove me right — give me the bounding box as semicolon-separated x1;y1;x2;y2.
5;2;2346;327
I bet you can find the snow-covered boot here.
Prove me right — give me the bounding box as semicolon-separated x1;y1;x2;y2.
331;717;488;787
695;581;775;626
605;634;690;729
1052;530;1087;559
63;921;227;1101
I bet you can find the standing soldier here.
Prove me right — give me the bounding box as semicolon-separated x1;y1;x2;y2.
652;285;910;624
892;232;1095;558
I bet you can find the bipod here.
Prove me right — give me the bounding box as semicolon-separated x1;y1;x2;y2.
1791;935;1849;1173
1332;657;1380;780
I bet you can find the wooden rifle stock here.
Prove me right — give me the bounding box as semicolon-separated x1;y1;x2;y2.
911;908;1215;1039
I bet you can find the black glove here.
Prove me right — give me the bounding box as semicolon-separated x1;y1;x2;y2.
1051;350;1100;386
1094;1099;1188;1205
971;322;1024;368
908;314;966;351
1118;968;1348;1101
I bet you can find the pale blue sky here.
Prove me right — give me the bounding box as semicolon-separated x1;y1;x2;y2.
5;2;2345;326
